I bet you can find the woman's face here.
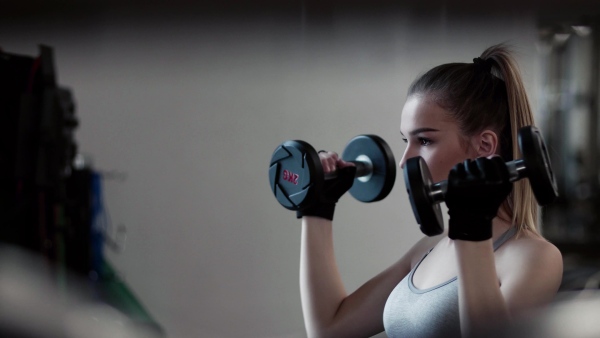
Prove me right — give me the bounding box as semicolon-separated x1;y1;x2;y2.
399;95;477;182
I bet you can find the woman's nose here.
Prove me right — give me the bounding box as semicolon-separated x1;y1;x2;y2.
398;148;410;169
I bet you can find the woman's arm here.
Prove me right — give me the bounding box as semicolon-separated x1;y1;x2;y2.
455;239;508;335
300;216;347;337
446;158;562;335
300;215;440;338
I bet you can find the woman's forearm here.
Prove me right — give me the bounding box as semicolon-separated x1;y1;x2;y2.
300;216;347;337
455;239;510;336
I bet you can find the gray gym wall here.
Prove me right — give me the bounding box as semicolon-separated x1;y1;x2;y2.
1;1;592;337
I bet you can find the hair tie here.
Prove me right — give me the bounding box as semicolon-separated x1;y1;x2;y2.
473;57;494;74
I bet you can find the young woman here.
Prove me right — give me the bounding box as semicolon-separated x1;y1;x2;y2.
297;44;563;338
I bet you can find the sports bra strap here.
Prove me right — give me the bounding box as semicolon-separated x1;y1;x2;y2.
493;227;517;251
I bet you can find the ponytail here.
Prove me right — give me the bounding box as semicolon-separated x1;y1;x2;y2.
481;44;539;237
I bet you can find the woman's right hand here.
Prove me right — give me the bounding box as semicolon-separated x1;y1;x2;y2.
318;150;355;173
296;151;356;221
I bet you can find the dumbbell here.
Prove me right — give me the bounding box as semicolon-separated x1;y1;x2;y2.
404;126;558;236
269;135;396;211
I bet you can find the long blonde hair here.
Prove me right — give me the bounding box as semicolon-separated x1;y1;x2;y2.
481;45;538;237
408;43;539;237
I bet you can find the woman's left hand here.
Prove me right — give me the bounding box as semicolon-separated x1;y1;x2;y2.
445;156;512;241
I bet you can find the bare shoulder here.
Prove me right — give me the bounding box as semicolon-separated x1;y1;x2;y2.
496;230;563;305
498;231;562;266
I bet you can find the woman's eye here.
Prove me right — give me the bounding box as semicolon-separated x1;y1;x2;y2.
418;137;432;146
401;138;408;144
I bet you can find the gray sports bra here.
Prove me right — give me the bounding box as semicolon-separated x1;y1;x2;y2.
382;227;517;338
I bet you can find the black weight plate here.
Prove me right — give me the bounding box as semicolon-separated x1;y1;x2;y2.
404;156;444;236
341;135;396;203
518;126;559;206
269;140;323;210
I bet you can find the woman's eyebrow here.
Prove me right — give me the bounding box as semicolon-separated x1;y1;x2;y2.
408;128;440;136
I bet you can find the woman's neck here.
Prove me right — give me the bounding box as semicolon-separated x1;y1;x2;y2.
492;206;513;240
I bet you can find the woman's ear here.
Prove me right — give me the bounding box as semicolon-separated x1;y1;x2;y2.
474;130;499;157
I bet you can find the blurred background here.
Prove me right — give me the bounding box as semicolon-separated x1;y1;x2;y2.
1;1;600;337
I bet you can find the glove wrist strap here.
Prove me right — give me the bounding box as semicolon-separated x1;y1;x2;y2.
448;216;493;241
297;203;336;221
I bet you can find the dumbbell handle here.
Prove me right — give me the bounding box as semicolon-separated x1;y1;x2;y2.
323;156;374;181
430;159;527;203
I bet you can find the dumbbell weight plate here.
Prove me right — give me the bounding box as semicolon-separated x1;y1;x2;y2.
404;156;444;236
342;135;397;203
519;126;559;206
269;140;323;210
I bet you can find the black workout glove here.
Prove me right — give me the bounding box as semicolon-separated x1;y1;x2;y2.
445;157;512;241
296;166;357;221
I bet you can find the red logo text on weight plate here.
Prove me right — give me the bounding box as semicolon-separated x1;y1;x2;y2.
283;169;299;185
